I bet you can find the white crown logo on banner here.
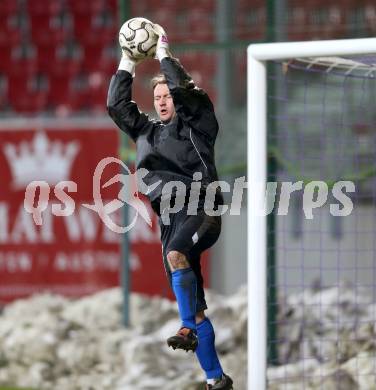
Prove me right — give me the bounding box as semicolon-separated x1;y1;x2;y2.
3;131;80;189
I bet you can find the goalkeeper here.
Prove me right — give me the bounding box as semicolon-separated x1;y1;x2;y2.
107;24;233;390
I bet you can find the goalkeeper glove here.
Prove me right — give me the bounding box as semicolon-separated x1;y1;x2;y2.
118;32;144;77
152;24;171;61
118;51;140;77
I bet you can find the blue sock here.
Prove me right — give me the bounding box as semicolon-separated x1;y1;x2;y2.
171;268;197;330
195;317;223;379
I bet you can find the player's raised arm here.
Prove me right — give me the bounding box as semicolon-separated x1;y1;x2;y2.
107;40;151;143
152;24;219;143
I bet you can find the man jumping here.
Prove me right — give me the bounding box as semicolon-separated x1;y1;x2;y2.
107;24;233;390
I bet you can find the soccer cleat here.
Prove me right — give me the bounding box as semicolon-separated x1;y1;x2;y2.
206;374;234;390
167;327;198;352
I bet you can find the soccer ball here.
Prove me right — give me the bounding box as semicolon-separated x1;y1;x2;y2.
119;17;158;61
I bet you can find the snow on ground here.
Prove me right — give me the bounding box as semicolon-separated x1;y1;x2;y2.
0;287;246;390
2;282;375;390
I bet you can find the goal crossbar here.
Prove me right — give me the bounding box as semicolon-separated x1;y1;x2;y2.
247;37;376;390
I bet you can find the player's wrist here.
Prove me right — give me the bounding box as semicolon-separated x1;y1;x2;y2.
118;56;136;76
156;48;171;62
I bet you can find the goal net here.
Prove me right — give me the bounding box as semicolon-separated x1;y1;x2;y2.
247;38;376;389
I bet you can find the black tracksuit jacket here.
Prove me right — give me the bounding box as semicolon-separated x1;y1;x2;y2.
107;57;222;213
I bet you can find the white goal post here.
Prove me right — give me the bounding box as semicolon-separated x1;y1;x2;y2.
247;37;376;390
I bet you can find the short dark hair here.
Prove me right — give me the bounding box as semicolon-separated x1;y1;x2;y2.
151;74;167;90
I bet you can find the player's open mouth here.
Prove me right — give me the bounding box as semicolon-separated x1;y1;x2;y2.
160;109;167;115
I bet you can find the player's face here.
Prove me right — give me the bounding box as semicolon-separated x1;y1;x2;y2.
153;83;176;123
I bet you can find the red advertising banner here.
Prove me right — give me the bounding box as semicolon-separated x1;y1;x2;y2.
0;127;121;302
0;126;209;303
